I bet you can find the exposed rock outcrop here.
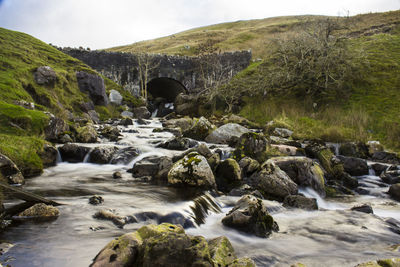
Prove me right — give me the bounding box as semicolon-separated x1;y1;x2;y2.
76;71;108;105
0;153;25;185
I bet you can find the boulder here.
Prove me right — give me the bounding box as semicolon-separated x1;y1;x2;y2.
34;66;57;86
221;195;279;237
215;159;242;192
355;258;400;267
207;153;221;172
15;203;59;220
109;147;140;165
371;163;389;176
162;117;194;133
351;204;373;214
372;151;400;165
233;132;269;163
380;170;400;184
133;106;151;119
270;144;301;156
339;142;369;159
121;111;134;118
336;156;369;176
91;223;252;267
197;143;213;159
158;137;198;151
248;160;298;201
93;210;125;228
39;144;58;168
273;128;293;138
76;71;108;105
239;157;260;177
113;172;122;179
119;118;134;126
269;136;302;148
388;184;400;201
89;195;104;205
58;144;90;163
130;156;172;182
283;195;318;210
205;123;250;145
76;124;98;143
44;114;69;142
0;153;25;185
183;117;216;141
88;146;119;164
174;93;198;116
100;125;121;141
168;152;216;188
109;89;123;105
367;141;384;155
269;157;325;196
59;134;73;143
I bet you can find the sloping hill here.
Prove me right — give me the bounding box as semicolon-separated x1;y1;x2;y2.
0;27;138;175
107;10;400;58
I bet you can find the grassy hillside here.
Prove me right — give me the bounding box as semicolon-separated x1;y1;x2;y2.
107;10;400;58
0;27;139;175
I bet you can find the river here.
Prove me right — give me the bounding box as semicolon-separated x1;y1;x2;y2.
1;118;399;267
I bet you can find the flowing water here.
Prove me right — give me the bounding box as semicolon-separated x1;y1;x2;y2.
1;119;399;267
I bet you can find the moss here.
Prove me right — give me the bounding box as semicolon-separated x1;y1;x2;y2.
377;258;400;267
325;186;338;198
230;257;256;267
312;163;326;191
208;236;236;266
136;223;185;240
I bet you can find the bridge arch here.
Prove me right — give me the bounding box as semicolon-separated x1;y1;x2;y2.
147;77;187;102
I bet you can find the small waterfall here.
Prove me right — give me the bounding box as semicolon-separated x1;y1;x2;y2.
299;187;346;210
327;142;341;156
189;192;222;226
83;148;93;163
151;109;158;118
56;149;62;163
368;166;376;176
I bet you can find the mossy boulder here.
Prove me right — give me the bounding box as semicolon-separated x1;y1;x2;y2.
315;148;344;179
100;125;121;141
336;155;369;176
339;142;369;159
168;152;216;188
269;157;326;196
183;117;216;141
14;203;59;221
355;258;400;267
76;124;98;143
248;160;298;201
162;117;194;133
91;223;253;267
239;157;260;177
233;132;269;163
222;195;279;237
39;144;58;168
215;158;242;192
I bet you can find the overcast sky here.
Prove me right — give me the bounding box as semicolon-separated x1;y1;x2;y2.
0;0;399;49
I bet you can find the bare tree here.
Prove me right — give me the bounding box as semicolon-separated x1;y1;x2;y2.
137;53;160;101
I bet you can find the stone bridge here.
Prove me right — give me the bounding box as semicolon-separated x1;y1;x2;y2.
62;48;252;101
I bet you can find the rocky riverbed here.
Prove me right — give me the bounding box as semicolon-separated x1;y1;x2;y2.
1;116;399;267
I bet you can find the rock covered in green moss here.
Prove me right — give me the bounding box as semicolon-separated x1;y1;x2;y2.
239;156;260;177
15;203;59;220
168;152;216;188
39;144;58;168
283;195;318;210
269;157;326;196
233;132;269;163
183;116;216;141
91;223;256;267
0;153;25;185
162;117;194;133
222;195;278;238
355;258;400;267
339;142;369;159
76;124;98;143
215;158;242;192
248;160;298;201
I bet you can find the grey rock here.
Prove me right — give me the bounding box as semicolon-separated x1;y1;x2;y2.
388;183;400;201
44;114;69;142
273;128;293;138
380;170;400;184
59;144;90;163
120;111;134;118
248;160;298;201
89;195;104;205
34;66;57;85
109;147;140;165
351;204;373;214
76;71;108;105
158;137;197;151
133;106;151;119
109;89;123;105
222;195;278;237
283;195;318;210
215;158;242;192
337;155;369;176
183;116;215;141
372;151;400;164
87;110;100;124
205;123;250;145
88;146;119;164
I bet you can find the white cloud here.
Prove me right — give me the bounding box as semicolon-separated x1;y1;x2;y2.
0;0;398;49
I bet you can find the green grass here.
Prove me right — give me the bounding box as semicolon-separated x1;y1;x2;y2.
0;27;142;174
106;10;400;59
